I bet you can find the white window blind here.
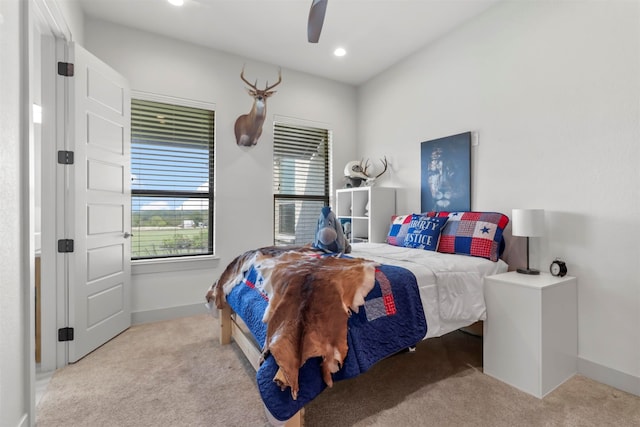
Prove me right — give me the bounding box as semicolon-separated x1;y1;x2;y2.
131;98;214;259
273;122;330;245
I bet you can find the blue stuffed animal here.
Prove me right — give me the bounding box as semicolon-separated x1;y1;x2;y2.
312;206;351;254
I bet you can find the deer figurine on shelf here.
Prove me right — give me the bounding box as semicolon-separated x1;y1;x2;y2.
234;66;282;147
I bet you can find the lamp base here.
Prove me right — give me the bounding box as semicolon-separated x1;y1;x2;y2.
517;267;540;275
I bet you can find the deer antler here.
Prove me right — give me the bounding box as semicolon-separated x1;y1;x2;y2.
240;66;258;91
360;157;388;179
358;159;371;176
374;156;388;179
240;66;282;92
264;68;282;92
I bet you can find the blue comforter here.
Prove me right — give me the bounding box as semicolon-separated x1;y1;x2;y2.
225;254;427;421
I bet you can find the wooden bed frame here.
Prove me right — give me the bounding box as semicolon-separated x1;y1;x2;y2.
218;305;304;427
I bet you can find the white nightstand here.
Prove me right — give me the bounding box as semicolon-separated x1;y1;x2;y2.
483;271;577;398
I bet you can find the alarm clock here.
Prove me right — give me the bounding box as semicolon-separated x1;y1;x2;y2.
550;259;567;277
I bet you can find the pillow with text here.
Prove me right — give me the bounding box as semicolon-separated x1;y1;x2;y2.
403;214;449;251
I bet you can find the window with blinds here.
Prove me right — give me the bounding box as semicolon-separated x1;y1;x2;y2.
273;122;330;246
131;98;214;260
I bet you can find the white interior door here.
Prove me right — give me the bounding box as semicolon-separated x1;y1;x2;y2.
67;42;131;362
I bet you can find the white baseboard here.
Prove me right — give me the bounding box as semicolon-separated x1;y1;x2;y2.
131;303;207;325
578;357;640;397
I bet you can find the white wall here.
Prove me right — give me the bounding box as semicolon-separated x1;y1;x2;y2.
357;1;639;392
83;18;358;318
1;0;32;425
48;0;639;396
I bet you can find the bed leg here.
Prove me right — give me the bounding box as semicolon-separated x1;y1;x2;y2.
283;409;303;427
219;305;232;345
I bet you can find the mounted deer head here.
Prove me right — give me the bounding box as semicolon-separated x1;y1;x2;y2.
234;66;282;147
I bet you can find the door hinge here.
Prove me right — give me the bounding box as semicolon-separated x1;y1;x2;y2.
57;150;74;165
58;327;74;342
57;61;74;77
57;239;74;253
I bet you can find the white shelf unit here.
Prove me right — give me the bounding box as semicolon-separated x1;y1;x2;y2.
483;271;577;398
335;187;396;244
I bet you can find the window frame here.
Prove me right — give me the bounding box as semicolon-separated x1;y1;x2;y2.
273;119;332;246
130;91;216;268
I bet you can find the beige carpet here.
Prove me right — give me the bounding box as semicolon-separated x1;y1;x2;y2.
37;314;640;427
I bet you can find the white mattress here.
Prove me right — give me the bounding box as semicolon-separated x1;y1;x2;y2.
349;243;508;339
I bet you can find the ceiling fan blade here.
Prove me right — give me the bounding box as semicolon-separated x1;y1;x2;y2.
307;0;328;43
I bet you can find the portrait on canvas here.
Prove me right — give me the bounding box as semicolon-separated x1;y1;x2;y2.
420;132;471;212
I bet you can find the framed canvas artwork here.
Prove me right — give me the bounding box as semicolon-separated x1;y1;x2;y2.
420;132;471;212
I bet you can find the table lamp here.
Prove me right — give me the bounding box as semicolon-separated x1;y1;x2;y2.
512;209;545;275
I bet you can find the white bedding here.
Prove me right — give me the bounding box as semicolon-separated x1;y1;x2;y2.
349;242;508;339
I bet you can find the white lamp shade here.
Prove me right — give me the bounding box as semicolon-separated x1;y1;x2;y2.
512;209;545;237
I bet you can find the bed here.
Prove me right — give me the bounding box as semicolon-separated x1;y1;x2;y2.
207;211;510;426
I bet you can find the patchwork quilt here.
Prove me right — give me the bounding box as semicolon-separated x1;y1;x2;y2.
224;251;427;421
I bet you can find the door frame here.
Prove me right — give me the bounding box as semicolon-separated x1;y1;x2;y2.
32;0;72;373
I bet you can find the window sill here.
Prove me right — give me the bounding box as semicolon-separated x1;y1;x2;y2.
132;255;220;275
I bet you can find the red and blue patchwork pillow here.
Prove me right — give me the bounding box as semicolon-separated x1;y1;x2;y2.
386;214;412;247
403;214;449;251
427;211;509;262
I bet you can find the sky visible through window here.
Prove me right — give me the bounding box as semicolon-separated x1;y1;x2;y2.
130;98;214;258
131;142;210;212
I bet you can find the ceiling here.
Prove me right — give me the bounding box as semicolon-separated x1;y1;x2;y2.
79;0;500;86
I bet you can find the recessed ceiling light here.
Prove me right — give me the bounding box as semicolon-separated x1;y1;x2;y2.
168;0;184;6
334;47;346;57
